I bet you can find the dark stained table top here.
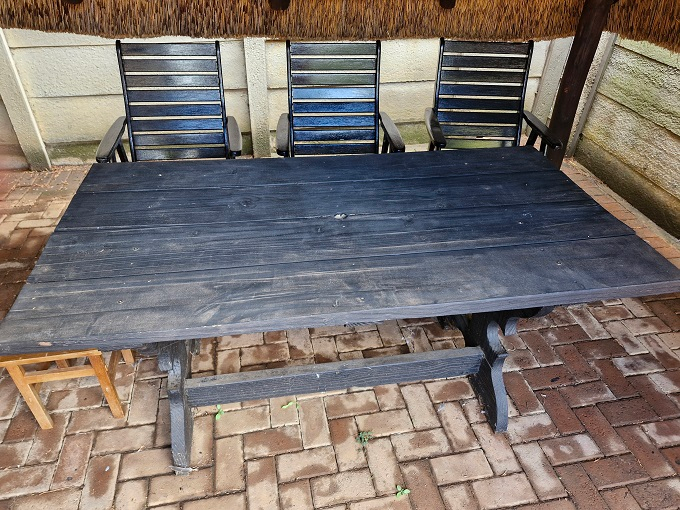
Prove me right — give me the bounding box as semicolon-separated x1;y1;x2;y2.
1;147;679;354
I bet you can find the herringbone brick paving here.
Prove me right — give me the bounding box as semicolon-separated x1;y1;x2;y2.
0;160;679;509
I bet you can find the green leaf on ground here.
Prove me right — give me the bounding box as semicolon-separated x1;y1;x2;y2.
356;430;373;446
395;485;411;498
215;404;224;420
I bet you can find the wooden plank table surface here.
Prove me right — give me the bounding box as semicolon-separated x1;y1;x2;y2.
1;146;678;468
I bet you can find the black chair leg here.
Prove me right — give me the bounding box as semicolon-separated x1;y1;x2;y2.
116;144;128;162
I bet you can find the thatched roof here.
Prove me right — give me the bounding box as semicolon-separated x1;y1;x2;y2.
1;0;679;52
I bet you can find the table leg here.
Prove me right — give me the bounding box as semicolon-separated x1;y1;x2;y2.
158;340;193;470
443;307;552;432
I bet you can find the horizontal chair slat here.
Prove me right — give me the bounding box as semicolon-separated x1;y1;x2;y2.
294;143;376;155
438;83;523;98
444;41;530;54
130;118;225;131
440;69;526;84
292;87;375;100
290;42;377;56
294;129;375;141
129;103;224;117
290;57;376;71
437;110;521;124
442;54;529;70
444;138;514;149
135;146;227;161
120;42;217;56
440;124;519;138
127;89;222;102
122;58;218;73
292;115;375;128
133;132;226;146
124;75;220;88
292;101;375;114
437;97;522;111
292;73;376;86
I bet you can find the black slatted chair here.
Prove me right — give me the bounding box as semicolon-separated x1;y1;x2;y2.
276;41;405;157
96;41;242;163
425;39;561;154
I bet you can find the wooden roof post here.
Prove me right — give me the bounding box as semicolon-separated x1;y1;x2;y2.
546;0;618;168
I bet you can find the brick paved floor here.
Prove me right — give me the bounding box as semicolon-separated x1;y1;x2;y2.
0;159;679;509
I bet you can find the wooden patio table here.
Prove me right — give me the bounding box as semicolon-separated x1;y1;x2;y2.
1;146;679;469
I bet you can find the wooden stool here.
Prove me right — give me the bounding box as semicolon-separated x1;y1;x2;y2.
0;349;134;429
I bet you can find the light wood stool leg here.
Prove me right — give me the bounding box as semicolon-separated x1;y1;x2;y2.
121;349;135;365
89;354;124;419
28;362;51;393
5;364;54;429
107;350;122;383
106;350;134;382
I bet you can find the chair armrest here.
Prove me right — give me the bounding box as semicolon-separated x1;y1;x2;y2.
96;117;128;163
276;113;290;157
522;110;562;151
425;108;447;150
227;116;242;157
378;112;405;153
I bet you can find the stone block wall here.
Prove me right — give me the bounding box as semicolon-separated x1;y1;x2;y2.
574;39;680;237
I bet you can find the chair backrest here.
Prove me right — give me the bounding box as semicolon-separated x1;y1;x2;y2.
434;39;533;149
287;41;381;156
117;41;230;161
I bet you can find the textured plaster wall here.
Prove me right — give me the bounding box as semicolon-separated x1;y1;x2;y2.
574;39;680;237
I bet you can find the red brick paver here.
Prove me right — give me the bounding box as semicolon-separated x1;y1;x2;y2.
0;160;679;508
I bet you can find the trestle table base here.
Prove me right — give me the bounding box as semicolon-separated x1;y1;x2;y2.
159;308;550;470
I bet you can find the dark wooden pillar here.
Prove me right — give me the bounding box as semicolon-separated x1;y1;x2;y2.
546;0;618;167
